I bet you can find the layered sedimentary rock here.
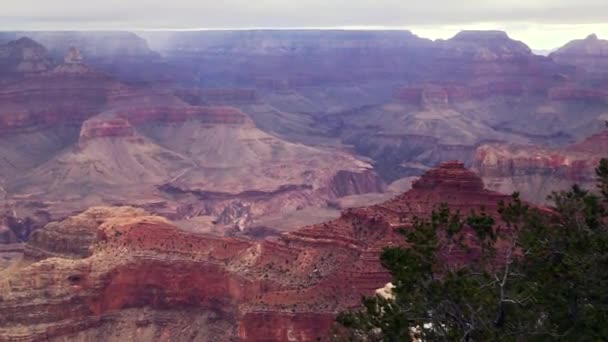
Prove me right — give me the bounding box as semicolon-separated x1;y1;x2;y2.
0;38;383;235
24;207;148;260
0;47;118;134
78;117;136;143
0;162;518;341
138;111;383;228
2;28;608;240
474;129;608;203
551;34;608;75
430;30;560;83
7;115;194;222
18;31;172;83
190;29;593;183
143;30;436;86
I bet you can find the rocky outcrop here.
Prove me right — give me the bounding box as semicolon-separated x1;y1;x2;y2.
10;115;194;199
0;37;51;78
20;31;170;83
24;207;148;260
328;170;385;198
412;160;484;191
473;129;608;203
78;118;135;143
429;30;559;83
0;48;118;134
551;34;608;75
0;163;521;341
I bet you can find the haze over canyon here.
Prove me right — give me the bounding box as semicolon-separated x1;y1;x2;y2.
0;27;607;341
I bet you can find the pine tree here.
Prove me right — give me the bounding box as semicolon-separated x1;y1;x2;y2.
335;160;608;341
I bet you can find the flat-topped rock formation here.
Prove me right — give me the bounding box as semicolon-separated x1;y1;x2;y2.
412;161;485;191
78;117;136;143
9;115;194;197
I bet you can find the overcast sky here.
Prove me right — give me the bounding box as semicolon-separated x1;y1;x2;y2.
2;0;608;49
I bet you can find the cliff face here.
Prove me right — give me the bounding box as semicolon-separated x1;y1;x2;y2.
0;162;518;341
551;34;608;76
474;129;608;203
0;47;119;134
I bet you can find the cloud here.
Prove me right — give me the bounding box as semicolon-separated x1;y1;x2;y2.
1;0;607;29
1;0;607;49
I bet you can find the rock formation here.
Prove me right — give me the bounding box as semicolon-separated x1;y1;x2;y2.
0;162;519;341
551;34;608;76
20;31;171;83
0;46;118;135
0;37;51;80
0;36;384;237
474;129;608;203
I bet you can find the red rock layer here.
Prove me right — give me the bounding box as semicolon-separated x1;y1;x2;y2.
118;106;253;126
412;161;484;191
474;129;608;203
79;118;135;142
0;59;117;134
0;163;520;341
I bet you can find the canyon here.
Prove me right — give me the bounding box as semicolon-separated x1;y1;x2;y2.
0;162;520;341
0;37;383;240
0;29;607;340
